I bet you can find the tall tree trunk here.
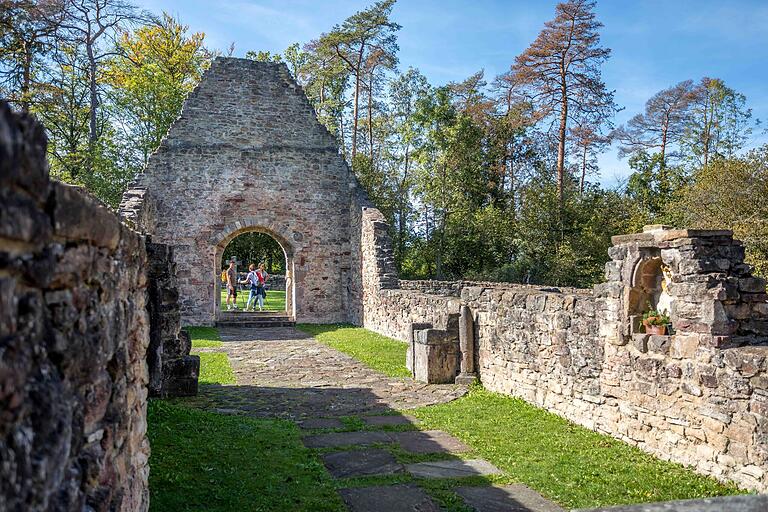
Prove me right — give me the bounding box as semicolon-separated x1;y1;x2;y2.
580;144;587;193
350;49;364;161
556;86;568;207
86;39;99;160
660;116;668;168
21;43;32;112
396;147;410;271
367;78;374;162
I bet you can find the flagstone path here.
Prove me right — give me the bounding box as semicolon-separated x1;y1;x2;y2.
187;326;564;512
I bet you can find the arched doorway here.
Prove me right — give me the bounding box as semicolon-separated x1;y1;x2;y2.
213;226;296;320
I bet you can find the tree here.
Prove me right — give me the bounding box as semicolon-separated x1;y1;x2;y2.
58;0;147;158
614;80;697;166
107;12;209;165
624;151;686;231
570;120;610;192
682;77;754;168
387;67;429;268
0;0;64;112
510;0;616;205
245;49;282;63
313;0;400;161
671;146;768;276
414;86;485;278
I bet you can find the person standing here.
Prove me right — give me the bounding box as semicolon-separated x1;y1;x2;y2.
242;264;261;311
225;260;239;310
256;262;269;310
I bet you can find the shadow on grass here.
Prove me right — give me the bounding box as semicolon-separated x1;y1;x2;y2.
152;383;511;512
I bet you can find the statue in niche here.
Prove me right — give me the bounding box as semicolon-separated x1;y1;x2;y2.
655;264;674;316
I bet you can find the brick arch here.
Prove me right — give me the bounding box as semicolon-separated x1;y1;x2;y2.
211;217;296;257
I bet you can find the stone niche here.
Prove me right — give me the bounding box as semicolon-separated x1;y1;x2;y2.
602;224;768;349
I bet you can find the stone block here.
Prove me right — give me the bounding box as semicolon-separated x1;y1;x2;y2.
161;355;200;398
51;182;121;250
411;328;460;384
647;335;671;355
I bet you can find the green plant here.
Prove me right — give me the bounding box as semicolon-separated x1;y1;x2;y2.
642;302;670;326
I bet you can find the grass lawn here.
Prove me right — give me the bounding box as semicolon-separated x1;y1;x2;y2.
186;326;223;348
411;385;744;510
186;326;235;385
219;288;286;312
147;400;344;512
297;323;410;378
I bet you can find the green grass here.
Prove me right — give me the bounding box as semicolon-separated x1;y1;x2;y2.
296;323;410;378
148;400;344;512
198;353;236;385
186;326;223;348
186;327;235;385
219;288;286;312
411;385;744;510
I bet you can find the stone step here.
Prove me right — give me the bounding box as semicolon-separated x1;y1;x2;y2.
215;320;296;328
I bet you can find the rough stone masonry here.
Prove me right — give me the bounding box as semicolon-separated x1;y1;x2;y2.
120;57;380;326
0;102;151;511
361;222;768;492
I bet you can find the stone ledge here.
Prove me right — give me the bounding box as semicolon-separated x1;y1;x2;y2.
577;493;768;512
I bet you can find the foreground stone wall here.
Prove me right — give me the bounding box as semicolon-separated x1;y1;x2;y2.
360;221;768;491
0;103;150;510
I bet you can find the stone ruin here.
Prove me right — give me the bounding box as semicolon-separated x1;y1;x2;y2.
0;100;198;509
362;223;768;491
3;53;768;509
119;57;384;326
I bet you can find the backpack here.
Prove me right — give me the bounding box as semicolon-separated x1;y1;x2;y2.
220;269;228;283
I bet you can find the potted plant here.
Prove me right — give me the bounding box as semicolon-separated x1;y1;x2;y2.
643;303;670;335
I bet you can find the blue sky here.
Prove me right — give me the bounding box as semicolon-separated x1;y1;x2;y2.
135;0;768;186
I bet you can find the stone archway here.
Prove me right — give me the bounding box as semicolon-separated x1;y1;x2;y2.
117;57;384;326
212;220;296;320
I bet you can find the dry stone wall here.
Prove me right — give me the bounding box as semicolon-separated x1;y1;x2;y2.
0;103;150;511
360;220;768;491
121;57;366;325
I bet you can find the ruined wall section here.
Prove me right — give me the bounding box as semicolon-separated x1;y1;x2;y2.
359;221;768;491
0;103;150;511
122;58;357;325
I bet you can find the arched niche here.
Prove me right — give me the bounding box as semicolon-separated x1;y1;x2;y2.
627;253;672;334
211;223;296;320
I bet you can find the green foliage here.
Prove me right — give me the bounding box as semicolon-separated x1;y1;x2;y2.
412;386;743;509
643;302;671;326
107;13;210;166
147;400;343;511
222;232;286;274
670;145;768;276
624;151;687;232
296;323;410;378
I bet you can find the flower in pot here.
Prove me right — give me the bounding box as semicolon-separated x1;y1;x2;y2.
642;303;670;335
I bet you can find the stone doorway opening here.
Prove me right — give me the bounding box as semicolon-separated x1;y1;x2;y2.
214;227;295;320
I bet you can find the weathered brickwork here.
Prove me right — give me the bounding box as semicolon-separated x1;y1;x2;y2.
0;103;150;511
360;221;768;491
121;57;369;325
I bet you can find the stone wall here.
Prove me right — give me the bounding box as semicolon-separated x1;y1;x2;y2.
146;242;199;398
0;103;150;510
121;57;365;326
360;223;768;491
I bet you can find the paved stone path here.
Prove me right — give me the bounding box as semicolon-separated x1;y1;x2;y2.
187;327;467;420
188;326;563;511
